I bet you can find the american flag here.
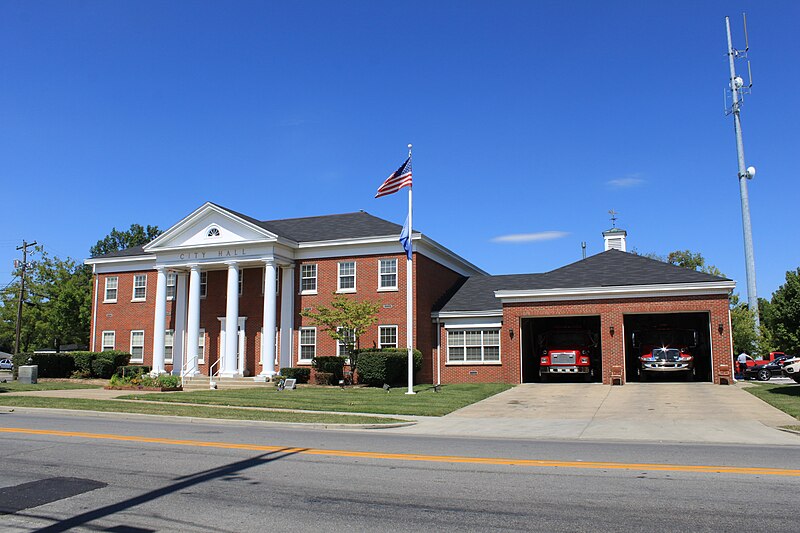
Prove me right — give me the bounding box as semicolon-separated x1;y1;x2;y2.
375;157;412;198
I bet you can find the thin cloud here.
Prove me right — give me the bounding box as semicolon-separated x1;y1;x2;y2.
607;174;645;188
491;231;570;243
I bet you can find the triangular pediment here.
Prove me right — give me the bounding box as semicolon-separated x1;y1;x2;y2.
144;203;278;251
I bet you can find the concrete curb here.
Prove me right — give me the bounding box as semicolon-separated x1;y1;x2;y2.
0;406;418;430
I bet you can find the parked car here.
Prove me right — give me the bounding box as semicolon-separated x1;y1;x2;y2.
743;356;791;381
782;357;800;383
0;358;13;370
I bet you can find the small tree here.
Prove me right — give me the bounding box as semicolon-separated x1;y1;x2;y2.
300;294;381;374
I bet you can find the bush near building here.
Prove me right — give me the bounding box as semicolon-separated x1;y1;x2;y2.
11;351;130;379
357;348;423;386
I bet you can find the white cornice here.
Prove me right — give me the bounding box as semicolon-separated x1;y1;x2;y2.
495;281;736;303
416;235;488;277
432;310;503;319
85;255;152;265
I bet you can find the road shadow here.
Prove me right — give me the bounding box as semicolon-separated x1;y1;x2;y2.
35;447;306;532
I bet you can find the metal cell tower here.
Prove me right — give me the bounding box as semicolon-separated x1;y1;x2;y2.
725;14;759;328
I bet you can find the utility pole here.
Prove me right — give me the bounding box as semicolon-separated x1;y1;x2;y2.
14;240;37;355
725;15;759;328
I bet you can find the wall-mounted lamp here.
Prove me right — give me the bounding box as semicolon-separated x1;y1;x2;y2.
509;328;514;339
718;323;724;335
609;325;615;337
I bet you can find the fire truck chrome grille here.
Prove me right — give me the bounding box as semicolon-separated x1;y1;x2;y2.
551;352;576;365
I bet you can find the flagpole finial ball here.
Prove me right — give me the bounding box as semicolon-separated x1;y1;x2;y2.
408;144;412;149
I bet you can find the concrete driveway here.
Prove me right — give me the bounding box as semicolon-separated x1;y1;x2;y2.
395;382;800;445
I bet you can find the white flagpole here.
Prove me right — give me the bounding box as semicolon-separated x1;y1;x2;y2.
406;143;415;395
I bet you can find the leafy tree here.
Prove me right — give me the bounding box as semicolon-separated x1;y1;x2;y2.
763;268;800;355
90;224;162;257
300;294;381;373
729;293;758;355
0;246;92;353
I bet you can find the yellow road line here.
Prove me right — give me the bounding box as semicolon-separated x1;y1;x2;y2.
2;427;799;477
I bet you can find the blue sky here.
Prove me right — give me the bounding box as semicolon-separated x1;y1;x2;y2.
1;1;799;301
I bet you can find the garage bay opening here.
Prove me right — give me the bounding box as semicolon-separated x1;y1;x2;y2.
624;313;712;382
521;316;602;383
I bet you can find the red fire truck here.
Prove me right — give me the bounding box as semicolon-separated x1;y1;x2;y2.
538;329;598;382
632;328;699;381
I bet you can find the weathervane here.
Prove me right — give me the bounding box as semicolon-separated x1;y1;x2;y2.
608;209;619;228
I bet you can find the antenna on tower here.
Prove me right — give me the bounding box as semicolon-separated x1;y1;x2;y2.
581;241;587;260
725;13;759;329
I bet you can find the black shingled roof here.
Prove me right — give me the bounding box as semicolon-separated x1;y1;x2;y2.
437;250;731;313
91;205;407;258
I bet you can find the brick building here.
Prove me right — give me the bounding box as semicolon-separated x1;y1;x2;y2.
86;203;735;385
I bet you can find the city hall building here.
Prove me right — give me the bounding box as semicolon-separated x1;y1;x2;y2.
86;202;736;385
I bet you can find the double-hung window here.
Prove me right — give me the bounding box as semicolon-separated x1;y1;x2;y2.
199;272;208;298
378;325;398;349
164;330;174;364
300;264;317;294
166;273;176;300
101;331;115;351
132;275;147;301
130;330;145;363
338;261;356;292
238;270;244;296
299;328;316;362
336;327;356;357
378;259;397;290
104;277;118;302
447;329;500;363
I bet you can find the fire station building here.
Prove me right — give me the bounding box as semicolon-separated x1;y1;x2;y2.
86;202;736;385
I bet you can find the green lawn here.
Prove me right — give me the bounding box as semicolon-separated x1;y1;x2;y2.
0;396;403;425
119;383;513;417
744;383;800;425
0;381;103;393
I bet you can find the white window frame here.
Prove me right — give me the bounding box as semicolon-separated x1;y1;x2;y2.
199;271;208;298
378;259;398;291
130;330;145;363
132;274;147;301
378;325;398;349
298;327;316;363
300;264;317;295
446;329;501;364
164;329;174;364
101;330;115;351
198;328;206;364
166;273;177;300
239;269;244;296
104;276;118;303
337;261;356;293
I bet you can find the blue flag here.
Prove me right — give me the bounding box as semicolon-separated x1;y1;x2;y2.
399;215;412;260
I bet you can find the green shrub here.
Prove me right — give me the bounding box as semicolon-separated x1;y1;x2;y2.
314;371;334;385
109;372;180;389
356;348;423;386
12;352;75;378
116;365;150;377
311;356;345;381
157;375;180;388
72;351;131;378
280;367;310;383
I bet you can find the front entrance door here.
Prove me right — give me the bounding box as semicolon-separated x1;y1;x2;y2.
219;317;247;376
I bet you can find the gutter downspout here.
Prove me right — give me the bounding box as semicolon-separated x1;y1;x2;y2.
436;317;441;386
91;266;98;352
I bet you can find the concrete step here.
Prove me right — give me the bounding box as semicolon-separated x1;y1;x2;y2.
181;376;276;391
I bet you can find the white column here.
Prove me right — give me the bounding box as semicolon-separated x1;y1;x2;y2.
171;272;188;375
279;264;295;369
222;261;240;377
152;266;168;375
260;259;278;377
185;265;201;376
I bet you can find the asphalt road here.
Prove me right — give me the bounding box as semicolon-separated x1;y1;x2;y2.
1;411;799;532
